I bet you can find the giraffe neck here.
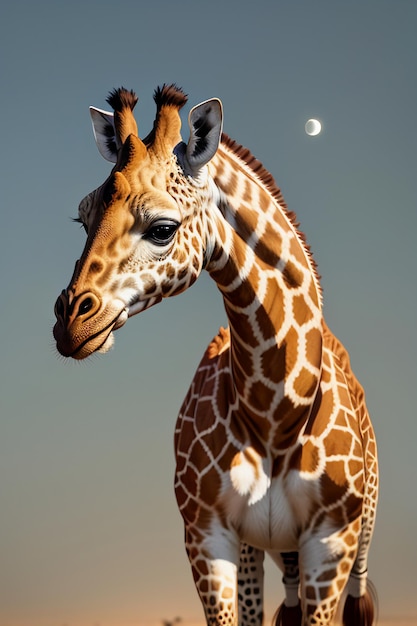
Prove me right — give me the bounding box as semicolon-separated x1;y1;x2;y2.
205;135;323;443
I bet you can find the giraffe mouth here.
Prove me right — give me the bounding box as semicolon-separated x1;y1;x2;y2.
98;297;163;354
112;295;163;328
94;297;163;356
79;309;131;357
113;308;129;330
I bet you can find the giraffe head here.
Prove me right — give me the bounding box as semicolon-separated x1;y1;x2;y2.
53;85;223;359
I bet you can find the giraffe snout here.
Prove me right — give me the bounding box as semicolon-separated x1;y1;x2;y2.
53;289;124;359
53;290;101;325
53;290;75;357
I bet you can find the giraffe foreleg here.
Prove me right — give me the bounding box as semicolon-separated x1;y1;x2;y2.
191;555;238;625
298;519;361;625
185;534;266;625
185;527;240;625
237;543;265;625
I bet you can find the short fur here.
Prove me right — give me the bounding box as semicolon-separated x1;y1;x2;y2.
55;83;378;625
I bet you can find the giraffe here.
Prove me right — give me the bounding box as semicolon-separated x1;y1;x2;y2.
53;84;378;626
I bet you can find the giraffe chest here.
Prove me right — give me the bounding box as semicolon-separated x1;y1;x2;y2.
219;452;310;552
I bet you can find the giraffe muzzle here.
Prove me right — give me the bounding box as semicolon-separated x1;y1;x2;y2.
53;290;128;359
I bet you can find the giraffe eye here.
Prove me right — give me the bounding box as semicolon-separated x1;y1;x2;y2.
144;220;180;246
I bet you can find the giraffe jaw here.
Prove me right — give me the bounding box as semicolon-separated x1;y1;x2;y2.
126;296;163;318
96;297;161;354
94;296;162;356
96;306;130;353
106;295;163;330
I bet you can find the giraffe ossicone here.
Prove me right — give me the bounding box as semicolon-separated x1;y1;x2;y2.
53;84;378;625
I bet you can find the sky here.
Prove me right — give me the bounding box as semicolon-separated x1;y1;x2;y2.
0;1;416;624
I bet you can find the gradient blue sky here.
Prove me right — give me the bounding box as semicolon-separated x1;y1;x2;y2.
1;1;416;624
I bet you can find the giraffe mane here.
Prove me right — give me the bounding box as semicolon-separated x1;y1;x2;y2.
220;132;322;298
106;87;138;112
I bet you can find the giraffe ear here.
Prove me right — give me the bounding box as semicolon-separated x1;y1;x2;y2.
89;106;119;163
185;98;223;175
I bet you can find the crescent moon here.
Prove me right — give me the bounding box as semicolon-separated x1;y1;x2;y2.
305;118;322;136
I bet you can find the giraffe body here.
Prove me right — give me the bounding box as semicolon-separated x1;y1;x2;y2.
53;85;378;625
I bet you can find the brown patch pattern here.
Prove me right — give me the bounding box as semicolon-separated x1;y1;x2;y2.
55;84;378;625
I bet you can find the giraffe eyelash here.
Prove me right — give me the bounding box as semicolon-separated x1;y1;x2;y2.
72;217;88;232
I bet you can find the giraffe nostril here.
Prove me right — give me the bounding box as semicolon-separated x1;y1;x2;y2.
78;296;93;316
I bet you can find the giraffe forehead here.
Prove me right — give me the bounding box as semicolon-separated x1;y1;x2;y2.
117;153;196;215
133;190;182;224
83;166;179;224
123;153;167;186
